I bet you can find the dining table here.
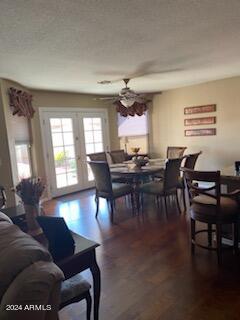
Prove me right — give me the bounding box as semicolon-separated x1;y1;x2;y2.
220;165;240;192
218;165;240;247
110;162;165;210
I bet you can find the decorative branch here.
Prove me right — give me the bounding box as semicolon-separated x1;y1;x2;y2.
8;87;35;118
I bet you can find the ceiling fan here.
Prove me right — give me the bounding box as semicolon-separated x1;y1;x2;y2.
96;61;181;108
97;78;154;108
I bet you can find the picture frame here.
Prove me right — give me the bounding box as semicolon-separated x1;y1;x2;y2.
184;104;216;115
184;128;216;137
184;116;216;126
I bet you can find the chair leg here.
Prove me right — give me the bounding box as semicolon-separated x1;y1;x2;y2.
110;200;114;223
216;223;222;266
191;218;195;254
175;190;181;214
140;192;144;211
86;291;92;320
156;196;160;209
164;196;168;217
233;221;239;254
208;223;212;247
95;196;99;218
136;192;140;214
130;192;135;215
182;188;186;212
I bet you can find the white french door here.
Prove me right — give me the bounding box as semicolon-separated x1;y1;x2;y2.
41;109;110;197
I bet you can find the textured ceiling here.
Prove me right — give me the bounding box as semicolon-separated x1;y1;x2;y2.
0;0;240;95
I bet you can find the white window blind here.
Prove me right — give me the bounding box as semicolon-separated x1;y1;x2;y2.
118;112;148;137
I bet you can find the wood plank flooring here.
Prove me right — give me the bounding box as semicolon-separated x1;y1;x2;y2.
43;189;240;320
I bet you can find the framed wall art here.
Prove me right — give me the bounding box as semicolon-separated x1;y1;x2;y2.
184;128;216;137
184;104;216;115
184;116;216;126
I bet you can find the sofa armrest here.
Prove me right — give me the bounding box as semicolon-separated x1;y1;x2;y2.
0;261;64;320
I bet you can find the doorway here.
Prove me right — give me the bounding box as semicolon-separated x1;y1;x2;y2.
40;108;110;197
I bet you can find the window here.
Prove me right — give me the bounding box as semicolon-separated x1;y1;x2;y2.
118;112;148;137
83;117;104;181
15;143;32;180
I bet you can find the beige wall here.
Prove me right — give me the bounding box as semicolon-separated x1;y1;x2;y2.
150;76;240;170
31;90;119;180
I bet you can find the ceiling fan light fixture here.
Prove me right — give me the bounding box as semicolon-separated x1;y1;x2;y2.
120;98;135;108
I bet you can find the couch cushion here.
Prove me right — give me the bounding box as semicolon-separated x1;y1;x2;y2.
0;261;64;319
0;223;52;300
0;212;12;224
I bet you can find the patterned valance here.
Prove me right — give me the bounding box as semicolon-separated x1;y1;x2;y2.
115;101;148;117
8;87;35;119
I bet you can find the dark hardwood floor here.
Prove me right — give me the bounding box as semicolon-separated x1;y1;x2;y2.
43;189;240;320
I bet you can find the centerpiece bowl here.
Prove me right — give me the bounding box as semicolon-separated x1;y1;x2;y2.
132;156;149;168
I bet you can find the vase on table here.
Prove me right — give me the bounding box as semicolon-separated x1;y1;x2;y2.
24;203;41;231
15;178;48;248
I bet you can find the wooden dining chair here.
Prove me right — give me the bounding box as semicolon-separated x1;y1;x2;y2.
139;158;183;214
108;149;126;164
182;168;240;265
88;161;134;222
154;147;187;180
88;151;130;185
60;273;92;320
178;151;202;211
167;146;187;159
87;152;107;162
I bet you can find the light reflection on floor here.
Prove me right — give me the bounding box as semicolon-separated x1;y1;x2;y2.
57;197;109;223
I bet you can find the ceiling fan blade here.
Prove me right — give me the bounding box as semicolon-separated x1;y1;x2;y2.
94;96;117;100
139;91;162;96
97;78;123;85
128;60;156;78
130;68;182;79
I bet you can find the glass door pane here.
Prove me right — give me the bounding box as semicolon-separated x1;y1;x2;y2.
83;117;104;181
42;110;109;197
50;118;78;189
15;143;32;180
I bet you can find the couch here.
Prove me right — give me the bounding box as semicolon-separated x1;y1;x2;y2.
0;212;64;320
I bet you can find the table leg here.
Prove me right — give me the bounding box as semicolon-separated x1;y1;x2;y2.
90;251;101;320
129;177;140;213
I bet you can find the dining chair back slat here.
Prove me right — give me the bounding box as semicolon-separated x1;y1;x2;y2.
167;146;187;159
184;151;202;170
108;150;126;164
87;152;107;162
164;158;183;191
